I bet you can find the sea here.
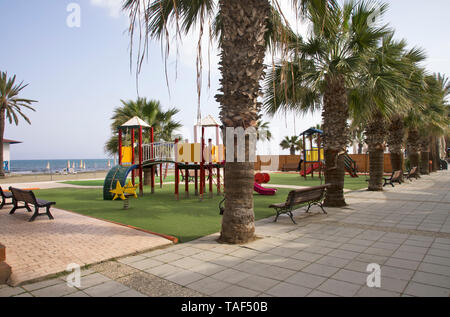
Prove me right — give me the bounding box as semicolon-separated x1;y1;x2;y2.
9;159;114;174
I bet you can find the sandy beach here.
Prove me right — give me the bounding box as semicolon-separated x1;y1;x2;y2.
0;171;108;184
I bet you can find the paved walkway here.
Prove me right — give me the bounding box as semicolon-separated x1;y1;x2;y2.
1;171;449;297
0;207;173;286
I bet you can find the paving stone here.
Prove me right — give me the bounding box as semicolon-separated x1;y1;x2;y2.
380;266;415;281
384;258;420;270
404;282;450;297
338;244;368;253
287;272;327;289
316;255;351;268
187;277;231;296
190;263;226;276
170;257;205;270
210;269;251;284
13;292;34;297
356;287;400;297
118;255;146;265
422;255;450;266
83;280;130;297
127;258;164;271
418;262;450;277
0;287;26;297
412;271;450;289
164;270;205;286
302;263;340;278
22;277;65;292
145;264;184;278
64;291;90;297
332;269;367;285
153;252;185;263
379;277;408;293
212;285;259;297
31;283;79;297
306;290;338;297
266;282;312;297
237;275;280;292
78;273;112;289
317;279;361;297
112;289;146;297
290;251;323;262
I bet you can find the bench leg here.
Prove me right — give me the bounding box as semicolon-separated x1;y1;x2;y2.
305;203;312;213
318;202;327;215
273;209;280;223
25;203;32;212
287;211;296;224
0;198;4;209
29;206;40;222
46;206;54;220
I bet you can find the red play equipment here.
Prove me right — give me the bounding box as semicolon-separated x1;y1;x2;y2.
253;172;277;195
300;162;322;176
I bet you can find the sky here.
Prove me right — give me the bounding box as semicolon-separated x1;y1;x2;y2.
1;0;449;160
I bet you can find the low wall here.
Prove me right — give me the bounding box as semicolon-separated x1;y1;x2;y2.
255;155;301;171
255;154;393;173
349;154;393;173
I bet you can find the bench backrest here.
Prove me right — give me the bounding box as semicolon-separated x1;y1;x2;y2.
0;186;7;198
392;170;402;180
9;187;37;205
286;184;330;206
409;166;417;175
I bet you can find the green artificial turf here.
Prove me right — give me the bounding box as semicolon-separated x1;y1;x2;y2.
61;175;175;187
36;184;290;243
268;173;367;190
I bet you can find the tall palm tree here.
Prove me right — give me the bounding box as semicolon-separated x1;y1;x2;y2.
264;0;390;205
105;98;181;156
256;120;272;142
122;0;335;243
0;72;36;177
350;34;420;191
280;136;303;155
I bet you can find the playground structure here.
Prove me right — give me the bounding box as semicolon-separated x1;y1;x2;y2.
254;172;277;195
103;116;225;201
299;128;359;179
300;128;324;180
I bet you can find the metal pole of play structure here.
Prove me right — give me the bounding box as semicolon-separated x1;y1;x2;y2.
208;139;213;198
139;126;143;196
310;135;314;178
318;133;322;181
174;139;179;200
131;128;135;186
118;129;123;165
302;134;306;180
150;127;155;194
200;126;205;200
216;125;221;195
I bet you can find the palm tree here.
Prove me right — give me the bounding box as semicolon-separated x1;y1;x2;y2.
0;72;36;177
105;98;181;155
264;1;390;205
122;0;333;243
280;136;303;155
349;34;421;191
256;120;272;142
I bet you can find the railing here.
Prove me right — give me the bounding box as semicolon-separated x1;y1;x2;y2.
143;142;176;162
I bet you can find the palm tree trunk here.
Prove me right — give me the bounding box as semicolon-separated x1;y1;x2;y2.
322;74;349;207
0;108;5;178
366;112;386;191
407;128;421;176
290;147;295;155
387;115;405;181
216;0;270;244
420;151;430;174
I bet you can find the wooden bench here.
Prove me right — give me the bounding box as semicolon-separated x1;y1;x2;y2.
0;186;13;209
269;184;330;224
383;170;403;187
404;166;420;180
9;187;55;222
